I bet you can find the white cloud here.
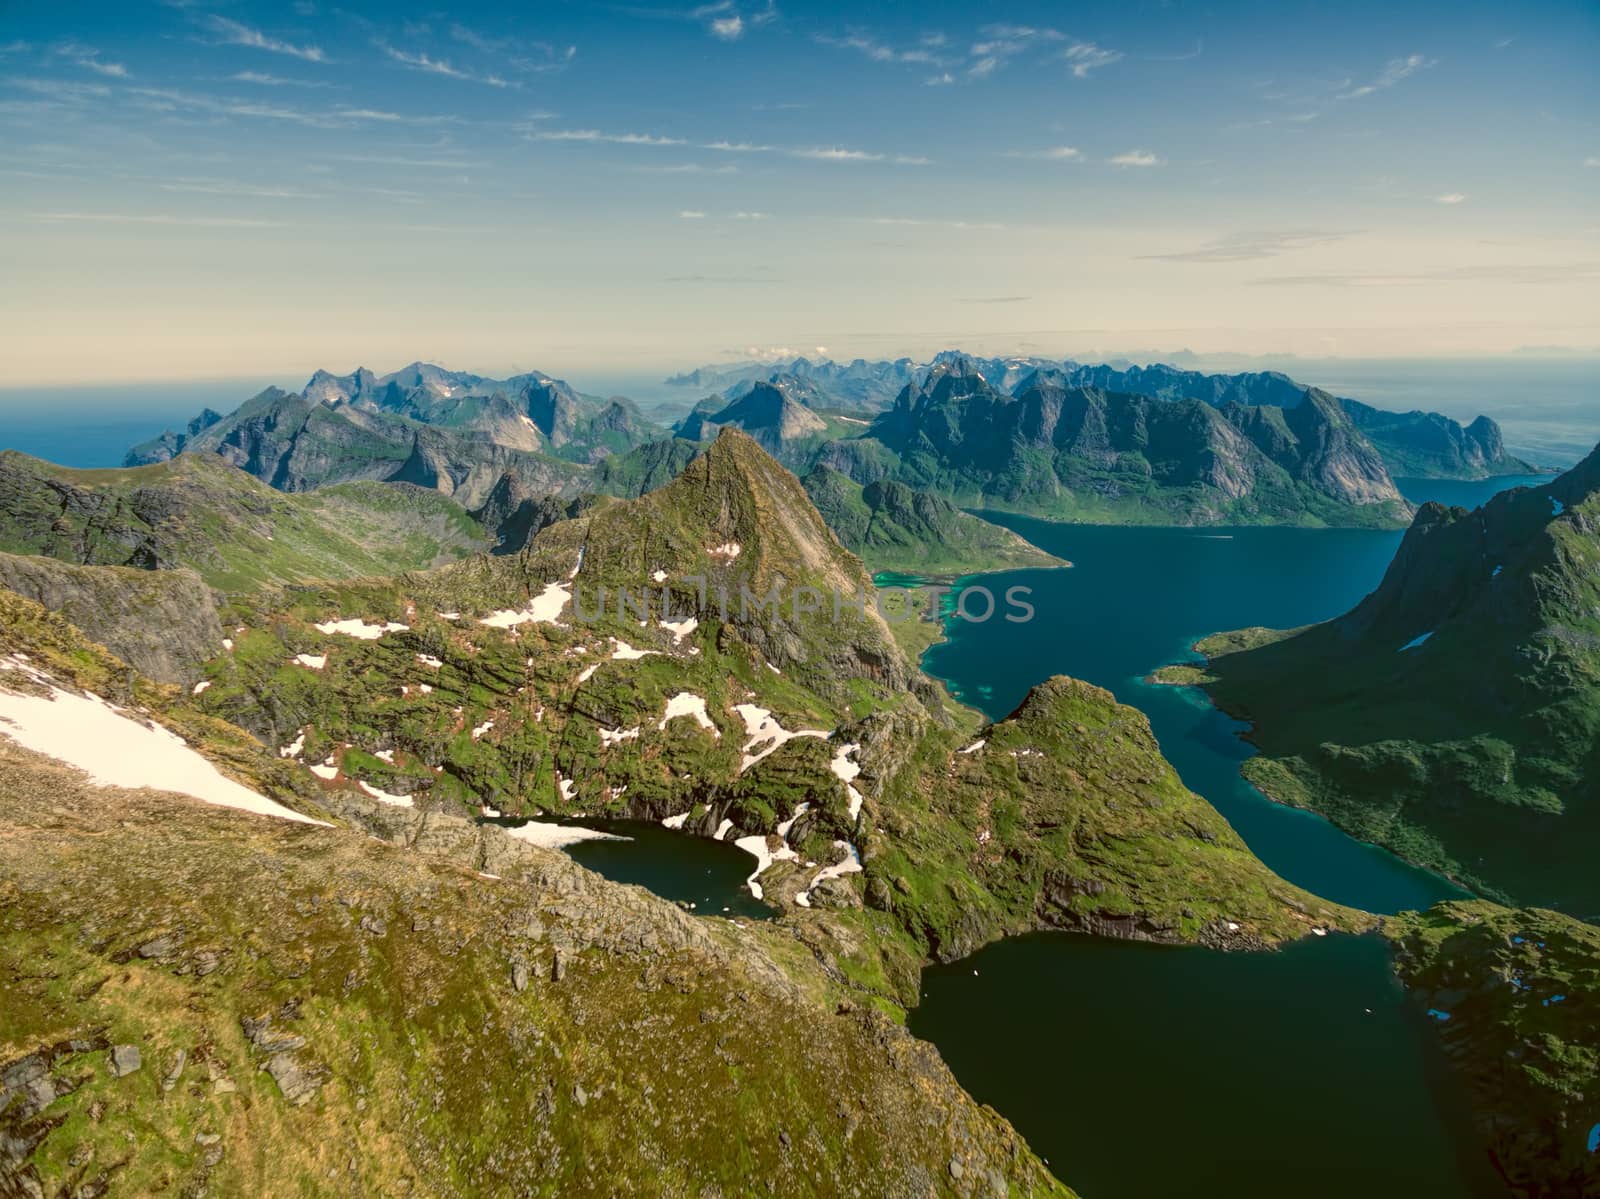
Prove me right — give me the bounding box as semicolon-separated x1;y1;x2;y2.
533;129;686;145
1008;146;1082;161
1143;229;1347;262
791;146;883;161
1584;157;1600;168
926;72;955;86
710;15;744;40
230;70;332;88
1062;41;1122;78
382;45;513;87
734;210;768;219
678;210;707;219
55;41;129;78
1337;53;1434;100
1435;192;1466;204
1109;149;1162;167
703;139;772;152
202;16;327;63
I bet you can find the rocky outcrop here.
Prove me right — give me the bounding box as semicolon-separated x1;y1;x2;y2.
1340;399;1536;479
0;552;221;684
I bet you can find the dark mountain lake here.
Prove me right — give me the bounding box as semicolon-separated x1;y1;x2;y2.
908;932;1505;1199
561;819;774;921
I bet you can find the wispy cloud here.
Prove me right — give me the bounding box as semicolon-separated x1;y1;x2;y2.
959;296;1031;304
55;41;128;78
867;216;1006;230
159;179;327;199
202;16;327;64
25;211;287;229
816;30;947;66
1435;192;1466;205
1109;149;1162;167
703;139;773;152
230;70;333;88
1337;53;1434;100
1583;157;1599;168
533;128;686;145
734;210;768;219
1256;262;1600;287
1006;146;1083;161
627;162;739;174
1061;41;1122;78
791;146;882;161
1143;230;1346;262
678;209;707;219
381;44;513;87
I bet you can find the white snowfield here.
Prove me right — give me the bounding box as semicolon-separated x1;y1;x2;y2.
609;638;657;661
504;821;627;850
293;653;328;670
659;692;718;734
0;661;326;826
599;725;641;747
733;832;798;901
315;618;408;640
356;779;413;808
732;704;828;771
478;581;572;629
658;616;698;644
830;742;865;820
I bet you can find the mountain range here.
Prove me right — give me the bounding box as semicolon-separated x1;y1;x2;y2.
0;412;1590;1196
667;352;1538;481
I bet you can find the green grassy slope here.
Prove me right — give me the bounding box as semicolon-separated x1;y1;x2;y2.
0;450;490;591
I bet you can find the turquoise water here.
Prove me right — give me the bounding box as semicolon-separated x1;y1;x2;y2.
1396;474;1552;511
908;932;1505;1199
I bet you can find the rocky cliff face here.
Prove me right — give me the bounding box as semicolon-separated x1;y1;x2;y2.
1339;398;1537;479
127;363;661;490
0;552;220;684
676;382;831;460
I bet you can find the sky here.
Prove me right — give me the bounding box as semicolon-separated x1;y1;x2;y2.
1;0;1596;384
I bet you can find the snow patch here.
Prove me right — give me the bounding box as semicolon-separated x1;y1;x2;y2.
830;742;865;820
416;654;443;669
471;719;494;741
315;618;408;640
959;739;986;754
293;654;327;670
191;680;211;695
733;832;798;900
610;638;657;660
479;581;571;628
651;569;668;583
599;725;641;747
357;780;413;808
504;821;629;850
732;704;828;771
659;692;718;734
661;811;690;829
279;731;305;759
658;617;698;645
576;664;599;684
0;665;324;826
708;541;742;560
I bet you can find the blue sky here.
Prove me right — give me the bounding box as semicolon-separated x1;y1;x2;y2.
1;0;1596;383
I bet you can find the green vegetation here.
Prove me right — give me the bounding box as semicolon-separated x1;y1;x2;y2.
1386;901;1600;1197
0;449;490;592
0;740;1069;1198
803;466;1065;574
1173;450;1600;914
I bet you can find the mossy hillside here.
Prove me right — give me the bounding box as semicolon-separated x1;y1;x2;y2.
1176;447;1600;914
0;743;1071;1199
851;677;1366;967
0;449;491;591
1386;901;1600;1198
